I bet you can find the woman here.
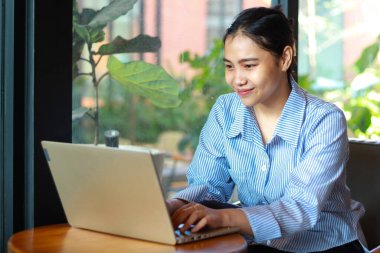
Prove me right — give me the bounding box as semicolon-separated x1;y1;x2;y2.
167;6;367;253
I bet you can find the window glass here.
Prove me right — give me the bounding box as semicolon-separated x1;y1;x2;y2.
72;0;270;196
298;0;380;140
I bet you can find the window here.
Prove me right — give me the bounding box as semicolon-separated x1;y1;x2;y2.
298;0;380;140
207;0;241;48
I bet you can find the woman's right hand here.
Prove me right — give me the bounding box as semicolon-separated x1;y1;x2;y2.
166;198;189;215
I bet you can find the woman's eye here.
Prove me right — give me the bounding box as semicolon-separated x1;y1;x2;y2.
225;65;234;70
245;64;257;69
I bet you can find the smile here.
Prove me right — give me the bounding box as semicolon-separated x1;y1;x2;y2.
236;88;254;96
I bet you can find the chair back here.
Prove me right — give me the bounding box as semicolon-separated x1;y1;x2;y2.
346;139;380;250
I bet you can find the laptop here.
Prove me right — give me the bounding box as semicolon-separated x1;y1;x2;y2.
41;141;240;245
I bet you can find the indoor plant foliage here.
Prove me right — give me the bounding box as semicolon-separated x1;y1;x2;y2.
344;34;380;138
72;0;181;145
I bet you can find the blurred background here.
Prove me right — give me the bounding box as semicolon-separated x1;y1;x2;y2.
72;0;380;195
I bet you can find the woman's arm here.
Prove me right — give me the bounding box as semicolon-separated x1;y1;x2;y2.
170;96;236;203
171;202;253;234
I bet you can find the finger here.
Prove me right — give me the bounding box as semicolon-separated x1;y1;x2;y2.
180;205;205;232
172;203;194;222
191;217;208;233
171;203;196;228
177;205;199;231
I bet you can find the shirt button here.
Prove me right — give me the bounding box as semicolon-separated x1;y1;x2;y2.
261;164;267;171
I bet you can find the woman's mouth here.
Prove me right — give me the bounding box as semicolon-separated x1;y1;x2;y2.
237;88;254;96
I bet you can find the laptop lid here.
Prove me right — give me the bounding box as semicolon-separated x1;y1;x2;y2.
41;141;177;245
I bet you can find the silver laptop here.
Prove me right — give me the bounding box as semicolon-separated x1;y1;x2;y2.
41;141;239;245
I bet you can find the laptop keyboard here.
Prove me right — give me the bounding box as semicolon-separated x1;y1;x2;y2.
174;228;210;242
175;229;192;237
175;224;198;238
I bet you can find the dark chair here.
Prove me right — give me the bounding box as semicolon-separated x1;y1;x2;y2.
346;139;380;250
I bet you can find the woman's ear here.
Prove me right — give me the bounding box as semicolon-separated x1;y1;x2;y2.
281;45;293;72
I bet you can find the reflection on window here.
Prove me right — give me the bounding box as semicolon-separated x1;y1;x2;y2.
298;0;380;140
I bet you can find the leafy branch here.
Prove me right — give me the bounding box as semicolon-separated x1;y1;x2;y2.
72;0;181;144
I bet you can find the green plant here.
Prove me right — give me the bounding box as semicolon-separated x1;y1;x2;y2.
344;34;380;139
72;0;181;144
176;39;232;151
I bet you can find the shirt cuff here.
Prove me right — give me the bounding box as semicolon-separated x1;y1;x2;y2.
172;185;210;202
242;205;282;243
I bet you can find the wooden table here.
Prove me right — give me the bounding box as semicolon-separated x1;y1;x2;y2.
8;224;247;253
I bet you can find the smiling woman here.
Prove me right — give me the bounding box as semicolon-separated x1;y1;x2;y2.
167;6;368;253
222;6;295;145
223;35;293;144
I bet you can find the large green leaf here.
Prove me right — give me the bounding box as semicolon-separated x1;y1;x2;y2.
73;23;91;42
107;56;181;108
88;0;138;28
72;26;86;74
354;35;380;73
73;24;105;44
80;8;98;25
98;35;161;55
348;106;372;132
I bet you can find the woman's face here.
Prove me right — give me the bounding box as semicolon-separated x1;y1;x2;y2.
224;34;290;108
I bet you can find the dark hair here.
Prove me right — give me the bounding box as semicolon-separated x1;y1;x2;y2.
223;6;295;77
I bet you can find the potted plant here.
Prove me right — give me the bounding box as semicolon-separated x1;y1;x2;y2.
72;0;181;145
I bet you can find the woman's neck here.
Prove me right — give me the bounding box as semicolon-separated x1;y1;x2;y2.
253;77;291;145
254;77;291;118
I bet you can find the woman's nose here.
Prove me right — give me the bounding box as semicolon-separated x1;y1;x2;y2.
234;71;247;86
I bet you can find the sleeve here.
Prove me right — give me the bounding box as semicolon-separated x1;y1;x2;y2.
242;106;349;242
173;97;235;203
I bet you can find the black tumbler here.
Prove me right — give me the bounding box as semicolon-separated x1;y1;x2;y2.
104;130;119;148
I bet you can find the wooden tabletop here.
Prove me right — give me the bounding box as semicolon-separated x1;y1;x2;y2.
8;224;247;253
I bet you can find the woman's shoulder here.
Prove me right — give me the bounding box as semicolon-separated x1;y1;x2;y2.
206;93;244;128
213;92;242;112
296;85;344;116
296;88;347;136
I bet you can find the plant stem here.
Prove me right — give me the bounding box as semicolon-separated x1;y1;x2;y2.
77;72;92;77
79;57;92;64
94;83;99;145
95;55;103;67
96;72;109;87
88;42;100;145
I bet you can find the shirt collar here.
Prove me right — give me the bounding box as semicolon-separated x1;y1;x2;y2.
226;78;306;148
274;78;306;148
226;104;262;143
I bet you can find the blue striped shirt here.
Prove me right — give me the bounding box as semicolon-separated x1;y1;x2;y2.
173;79;367;252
